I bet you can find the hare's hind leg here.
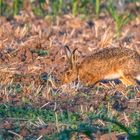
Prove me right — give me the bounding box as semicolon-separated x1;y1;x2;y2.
120;74;137;86
118;70;136;86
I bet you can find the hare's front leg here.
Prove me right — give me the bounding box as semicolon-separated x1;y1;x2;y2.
80;72;101;86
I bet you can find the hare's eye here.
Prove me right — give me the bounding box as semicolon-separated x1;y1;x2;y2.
66;71;70;75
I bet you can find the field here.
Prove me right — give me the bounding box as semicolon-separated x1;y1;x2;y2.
0;0;140;140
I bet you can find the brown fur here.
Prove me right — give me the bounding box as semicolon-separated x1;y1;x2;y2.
61;47;140;86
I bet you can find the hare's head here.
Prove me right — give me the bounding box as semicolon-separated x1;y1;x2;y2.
60;45;79;84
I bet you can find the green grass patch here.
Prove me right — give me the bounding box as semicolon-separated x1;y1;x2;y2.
0;104;140;139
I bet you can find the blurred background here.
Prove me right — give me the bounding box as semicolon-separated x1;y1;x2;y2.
0;0;139;18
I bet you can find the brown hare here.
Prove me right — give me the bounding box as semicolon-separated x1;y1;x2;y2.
60;46;140;86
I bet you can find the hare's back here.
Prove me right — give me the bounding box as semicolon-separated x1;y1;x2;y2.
89;47;137;60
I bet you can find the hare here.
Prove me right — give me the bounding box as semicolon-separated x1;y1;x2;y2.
60;46;140;86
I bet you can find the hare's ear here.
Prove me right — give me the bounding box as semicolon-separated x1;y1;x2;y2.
64;45;78;69
64;45;72;60
64;45;73;68
72;48;78;67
